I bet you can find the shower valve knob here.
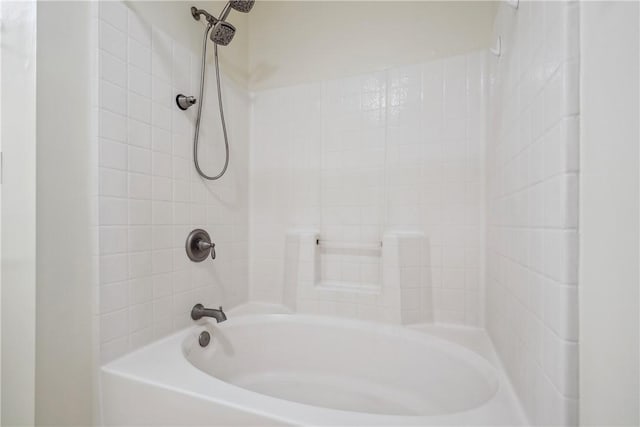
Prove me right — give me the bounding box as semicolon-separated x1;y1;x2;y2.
186;229;216;262
176;94;197;110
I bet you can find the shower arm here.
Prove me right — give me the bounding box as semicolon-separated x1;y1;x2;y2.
191;3;233;24
191;7;219;25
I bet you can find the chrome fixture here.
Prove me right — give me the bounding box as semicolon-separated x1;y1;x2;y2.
176;94;196;110
191;7;217;24
185;229;216;262
185;0;256;180
219;0;255;19
198;331;211;347
191;304;227;323
210;20;236;46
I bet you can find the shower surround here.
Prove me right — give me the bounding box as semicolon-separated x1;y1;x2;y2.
486;1;580;425
94;1;581;426
96;1;250;363
250;52;487;326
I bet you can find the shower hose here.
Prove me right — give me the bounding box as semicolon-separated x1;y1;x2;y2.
193;22;230;180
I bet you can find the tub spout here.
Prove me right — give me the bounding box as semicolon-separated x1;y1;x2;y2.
191;304;227;323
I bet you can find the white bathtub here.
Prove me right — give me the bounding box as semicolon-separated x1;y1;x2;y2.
101;307;527;425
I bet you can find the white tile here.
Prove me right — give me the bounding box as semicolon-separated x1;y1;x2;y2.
152;127;172;154
100;22;127;61
153;272;172;297
128;37;151;73
100;168;127;197
100;1;128;32
100;227;128;255
152;103;172;131
128;173;151;200
152;151;172;177
129;200;151;225
152;201;173;225
129;277;153;305
100;50;127;87
129;226;152;252
100;197;128;225
152;76;172;106
172;43;190;90
152;226;173;250
128;11;151;47
152;50;172;82
100;80;127;113
151;27;172;54
100;309;128;342
128;119;151;148
128;146;151;174
544;281;579;341
152;176;172;201
100;110;127;142
100;139;128;170
129;303;153;332
101;281;129;313
152;250;173;275
129;66;151;98
129;251;152;279
100;254;128;285
128;92;152;124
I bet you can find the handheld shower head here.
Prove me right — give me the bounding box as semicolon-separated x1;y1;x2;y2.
186;0;255;181
210;20;236;46
219;0;255;20
229;0;255;13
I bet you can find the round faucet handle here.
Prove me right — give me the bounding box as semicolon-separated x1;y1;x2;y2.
186;229;216;261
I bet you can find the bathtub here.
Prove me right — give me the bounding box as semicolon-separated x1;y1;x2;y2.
101;306;527;425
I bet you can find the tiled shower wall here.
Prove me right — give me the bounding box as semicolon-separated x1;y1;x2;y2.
96;1;250;363
250;51;486;325
486;1;579;425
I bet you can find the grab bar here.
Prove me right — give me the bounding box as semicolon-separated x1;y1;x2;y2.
316;239;382;250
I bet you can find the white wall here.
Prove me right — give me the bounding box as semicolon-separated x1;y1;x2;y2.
0;4;3;419
0;1;38;424
250;51;486;325
579;2;639;425
248;1;497;90
96;0;250;364
485;2;580;425
34;2;96;424
0;1;37;425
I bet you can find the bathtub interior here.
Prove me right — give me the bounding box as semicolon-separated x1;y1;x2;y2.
101;305;528;426
182;314;499;416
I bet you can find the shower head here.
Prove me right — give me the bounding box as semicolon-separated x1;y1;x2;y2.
229;0;255;13
219;0;255;20
210;20;236;46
